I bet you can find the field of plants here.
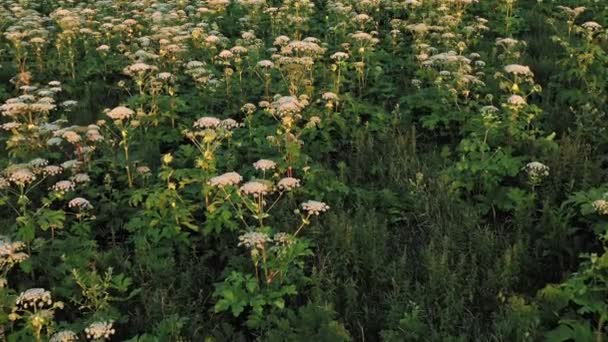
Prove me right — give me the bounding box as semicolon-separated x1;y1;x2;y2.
1;0;608;340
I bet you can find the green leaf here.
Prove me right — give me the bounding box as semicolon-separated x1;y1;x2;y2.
37;209;65;231
16;216;36;242
214;299;231;313
246;278;258;293
230;301;245;317
273;298;285;309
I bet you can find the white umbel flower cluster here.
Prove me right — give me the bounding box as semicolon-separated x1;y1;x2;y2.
301;200;330;215
208;172;243;187
593;199;608;216
49;330;78;342
106;106;134;121
525;161;549;184
193;116;221;129
16;288;52;308
240;181;271;197
278;177;300;191
253;159;276;171
68;197;93;210
238;231;270;249
85;321;115;340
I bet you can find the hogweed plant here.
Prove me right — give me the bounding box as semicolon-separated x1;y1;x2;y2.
184;115;240;174
209;163;329;326
9;288;64;342
104;106;136;188
0;161;77;242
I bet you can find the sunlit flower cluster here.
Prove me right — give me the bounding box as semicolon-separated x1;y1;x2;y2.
85;321;116;340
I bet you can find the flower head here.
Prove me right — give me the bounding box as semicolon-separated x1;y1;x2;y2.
193;116;221;129
504;64;533;77
238;231;270;249
68;197;93;210
278;177;300;191
7;167;36;187
273;232;294;246
16;288;52;309
253;159;276;171
593;199;608;216
85;321;115;340
301;200;329;215
50;330;78;342
43;165;63;176
240;181;271;197
525;161;549;184
208;172;243;187
0;238;29;271
71;173;91;184
51;180;75;193
107;106;134;121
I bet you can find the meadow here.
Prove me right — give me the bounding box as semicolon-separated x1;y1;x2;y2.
0;0;607;340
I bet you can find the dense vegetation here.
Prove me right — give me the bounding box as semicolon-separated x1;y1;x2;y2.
1;0;608;340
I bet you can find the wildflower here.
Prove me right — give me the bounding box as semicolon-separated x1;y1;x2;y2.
271;96;306;116
301;200;329;215
157;72;173;81
50;330;78;342
504;64;534;77
62;130;82;144
278;177;300;191
238;231;270;249
29;158;49;168
107;106;134;121
274;232;294;246
208;172;243;187
220;118;240;130
241;103;256;115
218;49;234;59
240;181;271;197
1;122;20;130
507;95;526;107
193;116;221;129
162;153;173;165
43;165;63;176
330;52;349;61
582;21;602;31
85;321;115;340
7;168;36;186
322;92;338;101
61;160;80;170
68;197;93;210
61;100;78;108
86;129;104;142
593;200;608;216
257;60;274;68
16;288;52;308
51;180;75;192
123;62;158;75
71;173;91;184
0;238;29;269
525;161;549;184
253;159;276;171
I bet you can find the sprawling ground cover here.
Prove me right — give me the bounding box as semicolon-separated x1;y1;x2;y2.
0;0;608;340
